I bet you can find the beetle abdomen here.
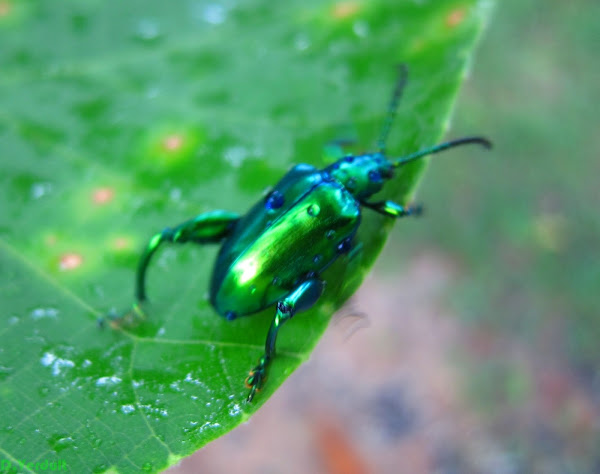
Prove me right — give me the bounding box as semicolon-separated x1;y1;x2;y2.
211;180;360;317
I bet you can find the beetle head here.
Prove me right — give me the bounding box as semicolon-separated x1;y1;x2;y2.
326;152;394;200
325;137;492;200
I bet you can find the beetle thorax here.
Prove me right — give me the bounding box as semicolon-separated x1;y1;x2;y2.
326;152;394;200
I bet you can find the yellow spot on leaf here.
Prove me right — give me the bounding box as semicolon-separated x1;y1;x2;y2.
0;1;11;17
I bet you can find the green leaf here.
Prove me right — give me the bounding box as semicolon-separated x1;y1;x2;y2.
0;0;492;472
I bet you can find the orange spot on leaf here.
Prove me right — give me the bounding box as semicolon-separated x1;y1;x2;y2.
162;134;184;151
112;237;131;251
60;253;83;271
45;234;58;246
92;187;115;205
446;8;466;28
332;1;360;19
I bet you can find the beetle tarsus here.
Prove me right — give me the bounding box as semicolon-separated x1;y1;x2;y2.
406;203;424;217
98;302;148;329
245;358;268;402
135;211;241;304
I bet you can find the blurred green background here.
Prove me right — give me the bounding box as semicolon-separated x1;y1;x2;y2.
173;1;600;472
405;0;600;367
380;0;600;471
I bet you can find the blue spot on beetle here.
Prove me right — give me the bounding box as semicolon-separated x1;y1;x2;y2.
265;190;285;210
337;238;352;254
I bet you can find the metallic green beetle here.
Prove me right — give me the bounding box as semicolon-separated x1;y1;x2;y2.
134;65;491;402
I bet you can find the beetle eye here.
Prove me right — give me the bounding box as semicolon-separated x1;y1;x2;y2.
381;166;394;179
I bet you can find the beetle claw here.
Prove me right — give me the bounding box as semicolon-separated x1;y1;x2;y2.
407;203;424;217
245;362;267;402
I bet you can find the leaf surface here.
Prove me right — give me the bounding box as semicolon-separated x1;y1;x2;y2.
0;1;492;472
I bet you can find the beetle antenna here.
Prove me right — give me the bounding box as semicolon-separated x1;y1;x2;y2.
392;136;492;167
377;64;408;153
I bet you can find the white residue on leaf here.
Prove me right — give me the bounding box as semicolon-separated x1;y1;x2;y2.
196;3;227;25
96;375;122;387
31;182;53;199
40;352;75;376
135;18;161;40
224;145;248;168
139;403;168;417
353;20;369;38
169;187;182;202
184;372;202;385
121;404;135;414
294;33;310;51
229;403;241;417
199;421;221;432
31;307;59;320
146;86;160;99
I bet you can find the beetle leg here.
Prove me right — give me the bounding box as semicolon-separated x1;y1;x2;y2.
102;211;240;328
245;278;325;402
136;210;240;303
100;211;240;329
361;200;423;218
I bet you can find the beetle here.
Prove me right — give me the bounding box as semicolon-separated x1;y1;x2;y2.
128;65;491;402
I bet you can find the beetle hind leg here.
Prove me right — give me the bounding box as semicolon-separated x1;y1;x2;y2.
245;278;324;402
102;211;240;328
136;210;240;303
